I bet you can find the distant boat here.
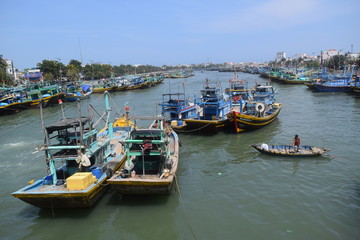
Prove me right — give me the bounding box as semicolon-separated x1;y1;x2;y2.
0;90;33;116
352;75;360;94
12;92;129;208
312;65;354;92
251;143;329;157
63;84;92;102
227;83;282;132
27;85;64;108
108;116;180;195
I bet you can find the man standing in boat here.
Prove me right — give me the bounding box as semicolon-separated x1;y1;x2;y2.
292;135;301;150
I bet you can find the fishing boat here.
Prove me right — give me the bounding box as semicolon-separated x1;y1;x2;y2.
282;75;310;84
12;92;128;208
352;75;360;94
27;85;64;108
0;90;33;116
312;65;354;92
107;116;179;195
183;79;231;133
160;92;197;131
251;143;329;157
227;83;282;132
226;73;252;105
63;84;92;102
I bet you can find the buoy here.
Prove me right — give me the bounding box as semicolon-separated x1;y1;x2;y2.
58;99;63;104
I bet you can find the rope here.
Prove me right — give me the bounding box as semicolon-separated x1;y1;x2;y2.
175;122;212;133
174;174;199;240
108;93;123;117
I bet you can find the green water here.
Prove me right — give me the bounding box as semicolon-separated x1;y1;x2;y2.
1;71;359;240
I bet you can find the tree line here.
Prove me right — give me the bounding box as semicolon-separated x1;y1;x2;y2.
34;59;181;82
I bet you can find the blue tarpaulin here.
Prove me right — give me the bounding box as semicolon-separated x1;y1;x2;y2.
81;85;91;92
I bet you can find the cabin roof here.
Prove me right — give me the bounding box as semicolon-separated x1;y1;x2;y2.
131;129;162;136
46;117;90;133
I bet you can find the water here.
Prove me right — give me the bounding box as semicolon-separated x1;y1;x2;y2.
1;71;360;240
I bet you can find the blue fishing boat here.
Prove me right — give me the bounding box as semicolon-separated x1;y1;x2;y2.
64;84;92;102
12;92;128;208
312;65;354;92
183;79;231;133
227;83;282;132
0;90;33;116
160;92;197;131
352;75;360;94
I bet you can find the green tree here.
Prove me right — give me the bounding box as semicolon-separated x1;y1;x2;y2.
326;55;346;70
37;60;66;81
43;72;55;82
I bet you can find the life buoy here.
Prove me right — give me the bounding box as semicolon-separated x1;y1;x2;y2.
255;102;266;113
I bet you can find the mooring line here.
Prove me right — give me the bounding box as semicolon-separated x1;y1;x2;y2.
174;174;199;240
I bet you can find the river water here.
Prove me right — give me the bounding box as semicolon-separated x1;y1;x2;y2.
1;71;359;240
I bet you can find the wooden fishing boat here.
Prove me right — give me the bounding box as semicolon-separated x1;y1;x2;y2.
251;143;329;157
312;65;354;92
63;84;92;102
108;116;179;195
227;84;282;132
92;84;117;93
183;79;231;134
27;85;64;108
0;93;33;116
12;92;128;208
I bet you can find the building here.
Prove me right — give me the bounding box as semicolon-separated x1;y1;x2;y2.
275;52;286;62
321;49;341;61
24;69;43;83
0;56;18;83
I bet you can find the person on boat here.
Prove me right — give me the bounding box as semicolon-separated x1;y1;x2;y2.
292;135;301;149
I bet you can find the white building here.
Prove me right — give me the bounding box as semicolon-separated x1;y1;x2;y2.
2;57;18;82
321;49;341;61
276;52;286;62
347;53;359;59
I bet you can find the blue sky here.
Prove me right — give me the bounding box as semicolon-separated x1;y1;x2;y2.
1;0;359;70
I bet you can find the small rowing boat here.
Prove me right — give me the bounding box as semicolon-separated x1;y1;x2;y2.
251;143;329;157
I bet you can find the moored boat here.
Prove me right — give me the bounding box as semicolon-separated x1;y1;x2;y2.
0;91;33;116
251;143;329;157
227;83;282;132
108;116;179;195
183;79;231;134
63;84;92;102
160;92;197;132
12;92;128;208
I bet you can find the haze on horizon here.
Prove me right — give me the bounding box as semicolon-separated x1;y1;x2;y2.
1;0;359;70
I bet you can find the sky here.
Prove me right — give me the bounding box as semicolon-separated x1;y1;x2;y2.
1;0;359;70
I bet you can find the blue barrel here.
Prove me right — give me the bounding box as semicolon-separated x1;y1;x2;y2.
90;167;102;179
178;120;183;126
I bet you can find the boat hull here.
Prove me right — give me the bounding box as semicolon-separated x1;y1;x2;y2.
0;101;33;116
108;128;179;195
312;84;352;92
108;177;175;195
29;93;63;108
183;119;226;134
251;144;329;157
12;177;108;208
